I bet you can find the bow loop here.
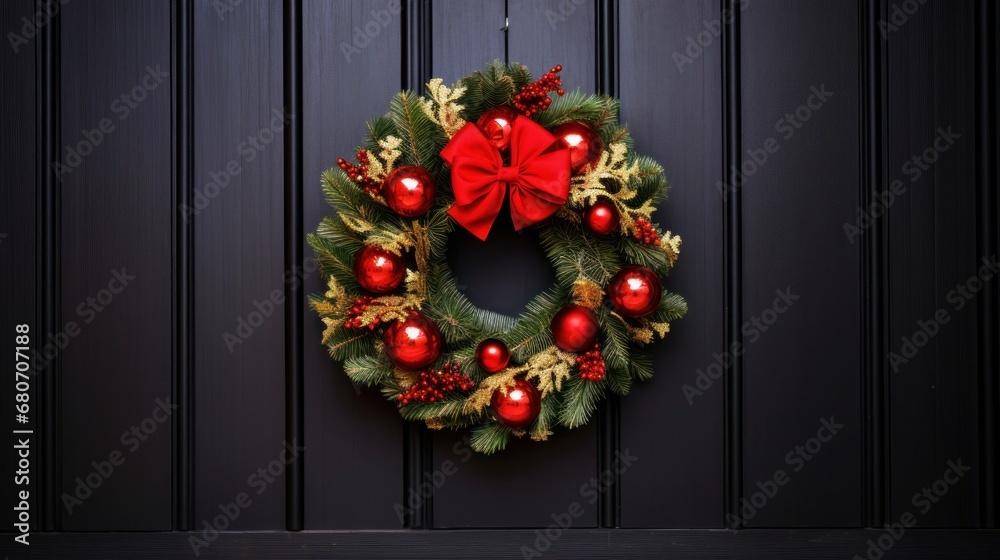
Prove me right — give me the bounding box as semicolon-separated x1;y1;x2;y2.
441;118;571;240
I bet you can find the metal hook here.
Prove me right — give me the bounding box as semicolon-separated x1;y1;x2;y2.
500;17;509;32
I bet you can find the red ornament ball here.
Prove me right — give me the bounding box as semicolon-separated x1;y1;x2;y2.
382;165;436;217
383;312;442;370
584;199;620;235
607;266;662;318
353;245;405;294
550;305;600;353
476;106;519;152
475;338;511;373
491;378;541;428
553;121;603;173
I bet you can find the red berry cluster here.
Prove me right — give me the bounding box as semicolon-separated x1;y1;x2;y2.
337;150;381;196
633;218;661;246
397;363;475;405
576;343;606;382
513;64;565;116
343;296;378;330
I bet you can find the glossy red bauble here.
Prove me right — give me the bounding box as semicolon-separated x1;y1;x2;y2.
475;338;511;373
583;199;620;235
382;165;436;217
475;106;519;152
491;378;542;428
383;312;442;370
353;245;405;294
550;305;600;353
553;121;603;173
607;266;662;318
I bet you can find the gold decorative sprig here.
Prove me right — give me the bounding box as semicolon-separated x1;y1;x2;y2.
364;135;403;183
610;310;671;345
522;347;576;397
661;230;682;266
571;278;604;311
568;142;659;235
463;346;576;415
421;78;467;138
462;369;521;414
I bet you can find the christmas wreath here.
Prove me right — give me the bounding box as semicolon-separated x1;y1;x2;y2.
309;62;686;454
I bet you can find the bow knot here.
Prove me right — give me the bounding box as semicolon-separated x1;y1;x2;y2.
441;118;571;240
497;166;520;183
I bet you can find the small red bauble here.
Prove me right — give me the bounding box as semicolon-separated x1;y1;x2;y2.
353;245;405;294
584;199;620;235
383;312;442;370
491;378;541;428
553;121;603;173
550;305;600;353
382;165;436;217
475;338;511;373
607;265;662;318
475;106;519;152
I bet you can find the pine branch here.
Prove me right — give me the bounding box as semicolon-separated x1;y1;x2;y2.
458;61;532;121
399;396;468;421
558;376;605;428
598;307;630;372
606;364;632;396
533;90;619;131
344;354;393;386
325;327;376;361
651;291;688;323
389;91;447;176
628;347;655;382
470;421;513;455
504;289;566;363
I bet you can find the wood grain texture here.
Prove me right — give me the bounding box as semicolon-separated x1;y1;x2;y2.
885;0;979;527
56;0;173;531
192;0;286;529
427;0;600;528
302;0;405;529
0;0;38;531
740;0;863;526
617;0;725;528
26;529;1000;559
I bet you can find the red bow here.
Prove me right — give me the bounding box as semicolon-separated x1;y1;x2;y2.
441;118;571;240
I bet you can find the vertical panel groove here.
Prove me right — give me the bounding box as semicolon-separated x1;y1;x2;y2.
976;0;998;530
171;0;194;531
860;0;888;529
283;0;305;532
36;4;61;532
596;0;620;530
402;0;433;530
721;0;743;530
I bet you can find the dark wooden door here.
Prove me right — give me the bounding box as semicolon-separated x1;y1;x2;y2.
1;0;998;557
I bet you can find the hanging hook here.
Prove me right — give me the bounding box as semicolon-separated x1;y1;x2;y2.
500;16;509;32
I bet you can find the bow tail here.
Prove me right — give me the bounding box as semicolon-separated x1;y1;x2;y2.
447;184;507;241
